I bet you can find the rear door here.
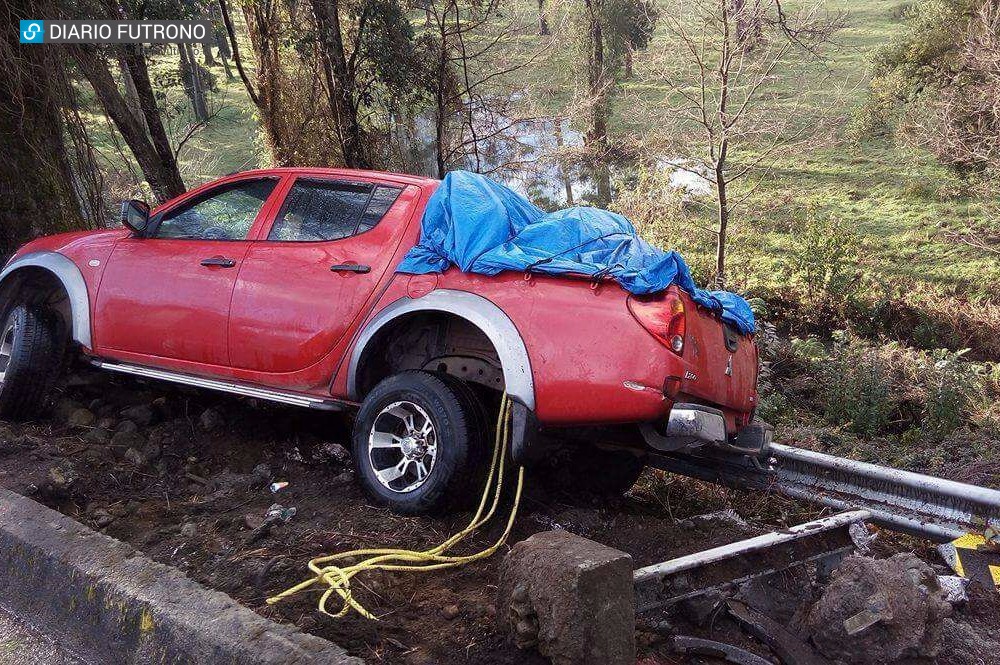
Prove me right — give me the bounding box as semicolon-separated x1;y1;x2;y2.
680;291;758;414
228;176;421;373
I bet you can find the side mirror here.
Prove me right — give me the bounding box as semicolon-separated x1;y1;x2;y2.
120;200;151;236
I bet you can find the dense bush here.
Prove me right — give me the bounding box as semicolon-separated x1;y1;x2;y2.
778;209;866;308
777;331;993;441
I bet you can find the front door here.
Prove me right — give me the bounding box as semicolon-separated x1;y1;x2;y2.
95;177;281;366
228;176;420;374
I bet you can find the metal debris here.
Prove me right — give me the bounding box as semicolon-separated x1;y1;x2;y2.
650;443;1000;542
264;503;296;523
843;590;893;635
634;510;871;612
937;575;969;604
725;600;830;665
670;635;772;665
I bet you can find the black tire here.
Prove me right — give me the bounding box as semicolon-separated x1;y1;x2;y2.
535;443;647;502
351;370;485;515
0;304;60;421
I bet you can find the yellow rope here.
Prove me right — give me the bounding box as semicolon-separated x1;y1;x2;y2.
267;393;525;620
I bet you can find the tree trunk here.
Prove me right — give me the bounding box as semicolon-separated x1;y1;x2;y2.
310;0;371;168
714;146;729;288
119;44;186;199
538;0;550;35
554;118;574;205
220;52;235;80
715;0;732;288
595;163;612;205
0;41;84;257
431;2;453;178
118;53;147;134
180;42;209;122
74;45;185;202
218;0;260;107
201;34;216;66
583;0;608;147
731;0;761;45
715;180;728;288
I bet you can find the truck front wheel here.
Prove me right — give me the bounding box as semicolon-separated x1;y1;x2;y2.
0;304;61;421
351;371;485;515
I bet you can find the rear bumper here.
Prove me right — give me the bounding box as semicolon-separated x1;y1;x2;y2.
640;403;772;456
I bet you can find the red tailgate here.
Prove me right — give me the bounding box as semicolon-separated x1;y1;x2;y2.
678;288;758;415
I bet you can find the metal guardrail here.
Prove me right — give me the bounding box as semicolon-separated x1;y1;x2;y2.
649;443;1000;542
633;510;871;612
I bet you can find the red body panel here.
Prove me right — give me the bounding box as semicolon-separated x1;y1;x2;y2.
228;180;422;373
7;167;758;430
95;237;253;364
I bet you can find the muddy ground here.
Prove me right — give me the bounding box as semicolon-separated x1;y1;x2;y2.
0;368;997;664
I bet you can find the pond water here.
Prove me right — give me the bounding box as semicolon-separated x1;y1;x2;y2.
393;113;713;211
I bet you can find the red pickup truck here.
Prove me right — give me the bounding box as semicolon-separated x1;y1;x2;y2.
0;168;764;513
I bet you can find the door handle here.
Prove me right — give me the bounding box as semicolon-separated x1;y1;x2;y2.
200;257;236;268
330;263;371;274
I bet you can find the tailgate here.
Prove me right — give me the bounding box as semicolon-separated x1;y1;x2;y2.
678;289;758;414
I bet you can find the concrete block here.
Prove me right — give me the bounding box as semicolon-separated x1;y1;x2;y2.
498;529;635;665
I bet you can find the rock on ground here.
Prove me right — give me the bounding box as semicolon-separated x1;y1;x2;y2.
199;408;225;432
498;529;634;665
804;553;953;663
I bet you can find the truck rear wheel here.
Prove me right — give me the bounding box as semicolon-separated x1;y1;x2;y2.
351;371;485;515
0;304;60;421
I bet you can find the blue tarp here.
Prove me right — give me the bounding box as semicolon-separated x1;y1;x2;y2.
397;171;756;335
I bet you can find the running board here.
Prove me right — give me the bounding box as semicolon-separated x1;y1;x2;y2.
90;359;347;411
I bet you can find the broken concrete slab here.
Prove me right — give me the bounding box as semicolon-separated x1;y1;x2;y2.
804;553;953;664
498;529;634;665
0;487;361;664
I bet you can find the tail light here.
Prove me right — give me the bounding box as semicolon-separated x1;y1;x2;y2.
628;291;686;356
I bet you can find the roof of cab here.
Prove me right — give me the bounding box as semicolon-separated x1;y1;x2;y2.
230;167;439;188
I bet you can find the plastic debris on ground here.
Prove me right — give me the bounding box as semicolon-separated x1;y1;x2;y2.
264;503;296;524
397;170;756;335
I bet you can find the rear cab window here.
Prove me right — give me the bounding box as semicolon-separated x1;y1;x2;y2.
268;179;403;242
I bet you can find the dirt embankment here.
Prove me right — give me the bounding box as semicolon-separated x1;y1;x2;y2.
0;368;997;664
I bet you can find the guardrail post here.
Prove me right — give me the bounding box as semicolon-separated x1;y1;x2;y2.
497;529;635;665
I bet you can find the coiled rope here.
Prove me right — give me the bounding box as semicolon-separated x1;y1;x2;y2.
267;393;524;619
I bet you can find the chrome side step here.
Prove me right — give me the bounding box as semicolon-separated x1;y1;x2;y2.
90;359;346;411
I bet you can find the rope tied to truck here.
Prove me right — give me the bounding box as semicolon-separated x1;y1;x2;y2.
267;394;524;619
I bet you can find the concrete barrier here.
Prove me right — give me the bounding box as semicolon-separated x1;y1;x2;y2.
498;529;635;665
0;487;361;664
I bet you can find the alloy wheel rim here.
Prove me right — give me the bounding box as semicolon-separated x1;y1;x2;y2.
368;400;438;493
0;318;16;387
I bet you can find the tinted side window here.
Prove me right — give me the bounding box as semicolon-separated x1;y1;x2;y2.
358;185;403;233
155;179;277;240
269;180;402;242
